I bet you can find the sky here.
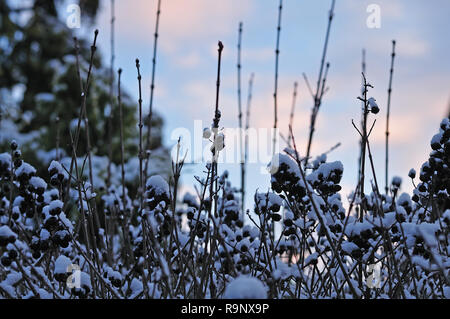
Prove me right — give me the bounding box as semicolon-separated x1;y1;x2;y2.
76;0;449;209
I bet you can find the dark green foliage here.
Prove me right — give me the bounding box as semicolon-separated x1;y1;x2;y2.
0;0;164;172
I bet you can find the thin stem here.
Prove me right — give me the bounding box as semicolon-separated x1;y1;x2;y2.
55;115;60;161
385;40;396;195
72;34;102;262
67;130;96;291
136;59;151;298
360;72;370;220
271;0;283;243
243;72;254;216
357;48;366;193
302;73;314;100
65;30;98;204
107;0;115;187
210;41;224;218
237;21;245;214
287;81;298;146
136;59;144;214
305;0;335;165
144;0;162;182
273;0;283;155
117;68;125;209
117;67;133;268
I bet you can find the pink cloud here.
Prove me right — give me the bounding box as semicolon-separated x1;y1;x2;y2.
101;0;253;55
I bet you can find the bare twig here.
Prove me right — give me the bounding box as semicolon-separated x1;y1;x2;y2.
237;21;245;214
243;72;254;215
385;40;396;194
136;59;144;215
305;0;335;165
210;41;224;217
273;0;283;155
358;72;373;220
106;0;115;187
117;68;125;211
65;30;98;203
287;81;298;146
357;48;366;191
144;0;162;182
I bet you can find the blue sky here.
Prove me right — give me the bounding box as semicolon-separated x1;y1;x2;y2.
76;0;449;208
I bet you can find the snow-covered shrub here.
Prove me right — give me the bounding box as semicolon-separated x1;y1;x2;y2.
0;116;449;299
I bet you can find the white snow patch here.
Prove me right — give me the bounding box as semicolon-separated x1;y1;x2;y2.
224;276;267;299
54;255;72;274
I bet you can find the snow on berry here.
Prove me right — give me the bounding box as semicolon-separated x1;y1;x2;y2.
48;160;63;175
15;162;36;178
54;255;72;276
30;176;47;193
0;226;17;243
203;127;212;139
146;175;170;197
224;276;267;299
0;153;11;170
